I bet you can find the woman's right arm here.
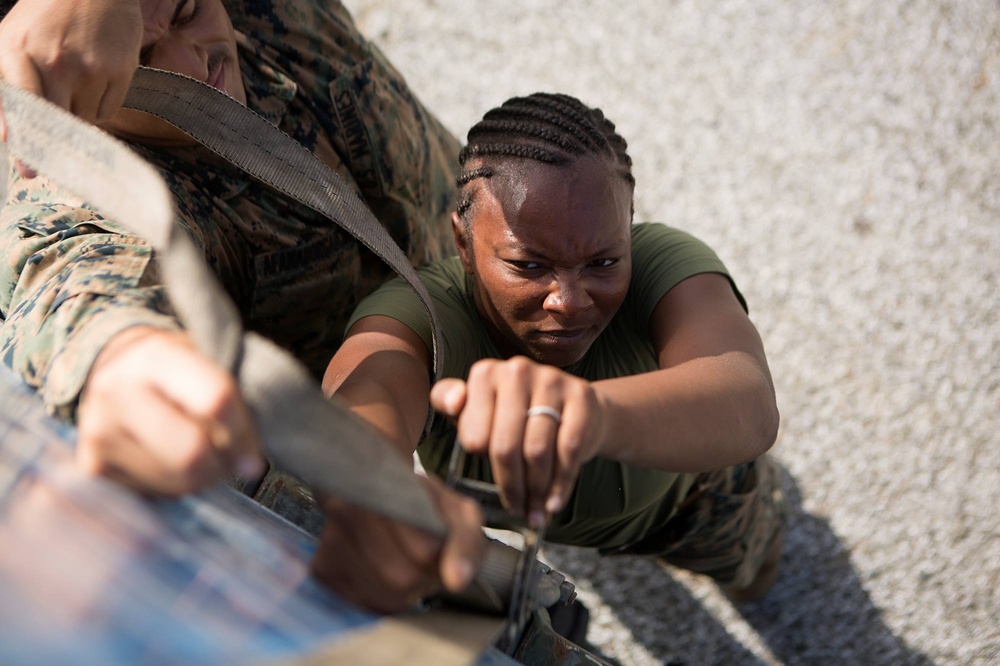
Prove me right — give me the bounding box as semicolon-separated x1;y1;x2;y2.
318;314;486;612
322;314;434;458
0;181;265;494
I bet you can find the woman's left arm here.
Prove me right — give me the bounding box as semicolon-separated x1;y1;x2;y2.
433;272;779;524
594;272;779;472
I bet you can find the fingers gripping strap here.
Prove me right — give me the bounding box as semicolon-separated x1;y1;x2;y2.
0;79;446;537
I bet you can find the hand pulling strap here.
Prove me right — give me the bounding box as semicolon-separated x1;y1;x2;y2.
0;77;445;537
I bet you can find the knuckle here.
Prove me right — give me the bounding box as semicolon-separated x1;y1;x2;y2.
467;359;496;382
538;370;562;393
201;375;240;419
493;444;520;467
504;356;532;380
174;435;214;476
41;47;81;74
567;378;593;402
559;436;584;465
458;429;488;454
38;49;64;70
523;438;550;465
77;55;104;81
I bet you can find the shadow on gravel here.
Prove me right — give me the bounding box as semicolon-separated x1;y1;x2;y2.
729;471;936;666
543;469;936;665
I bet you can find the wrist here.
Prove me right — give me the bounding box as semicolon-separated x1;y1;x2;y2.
591;385;617;459
90;325;180;375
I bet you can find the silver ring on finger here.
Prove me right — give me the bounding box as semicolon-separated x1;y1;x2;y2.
526;405;562;425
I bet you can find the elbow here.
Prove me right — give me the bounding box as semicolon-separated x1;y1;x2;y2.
744;353;779;460
750;388;780;460
760;399;780;454
731;365;779;464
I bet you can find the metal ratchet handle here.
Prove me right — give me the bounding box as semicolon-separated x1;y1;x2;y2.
446;440;545;655
446;441;529;531
496;522;545;655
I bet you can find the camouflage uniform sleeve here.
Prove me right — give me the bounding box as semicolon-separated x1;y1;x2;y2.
230;0;463;265
0;173;180;421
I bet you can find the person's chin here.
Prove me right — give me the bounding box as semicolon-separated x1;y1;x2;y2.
220;62;247;105
527;340;591;368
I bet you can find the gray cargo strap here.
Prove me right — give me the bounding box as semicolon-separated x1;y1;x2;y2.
122;68;444;384
0;72;445;537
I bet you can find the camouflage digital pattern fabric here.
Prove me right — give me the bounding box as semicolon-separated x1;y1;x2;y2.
0;0;462;419
606;455;788;588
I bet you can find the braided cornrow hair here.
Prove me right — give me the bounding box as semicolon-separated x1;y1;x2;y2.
455;92;635;220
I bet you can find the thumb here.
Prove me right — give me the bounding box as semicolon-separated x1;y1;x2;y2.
430;378;467;418
425;477;484;592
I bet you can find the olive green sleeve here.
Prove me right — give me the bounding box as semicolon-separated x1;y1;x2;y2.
628;222;747;323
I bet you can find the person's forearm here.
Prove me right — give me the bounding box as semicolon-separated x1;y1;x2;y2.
323;317;435;460
333;377;426;459
594;350;779;472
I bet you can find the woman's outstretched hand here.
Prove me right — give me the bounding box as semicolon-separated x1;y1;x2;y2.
313;475;485;613
431;356;607;528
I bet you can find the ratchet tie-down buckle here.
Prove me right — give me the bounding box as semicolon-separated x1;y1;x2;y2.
438;445;576;656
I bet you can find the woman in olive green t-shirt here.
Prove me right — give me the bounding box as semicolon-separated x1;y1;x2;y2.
324;93;785;604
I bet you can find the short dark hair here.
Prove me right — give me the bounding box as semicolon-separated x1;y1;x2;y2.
455;92;635;221
0;2;15;21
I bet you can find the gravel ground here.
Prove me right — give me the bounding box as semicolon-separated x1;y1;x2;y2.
343;1;999;664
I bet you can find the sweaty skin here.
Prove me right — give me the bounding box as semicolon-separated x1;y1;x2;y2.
460;158;633;369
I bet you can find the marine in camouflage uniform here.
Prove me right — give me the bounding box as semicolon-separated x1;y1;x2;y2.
0;0;461;422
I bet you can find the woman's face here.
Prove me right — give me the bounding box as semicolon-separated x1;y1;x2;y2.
101;0;246;144
455;156;633;368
